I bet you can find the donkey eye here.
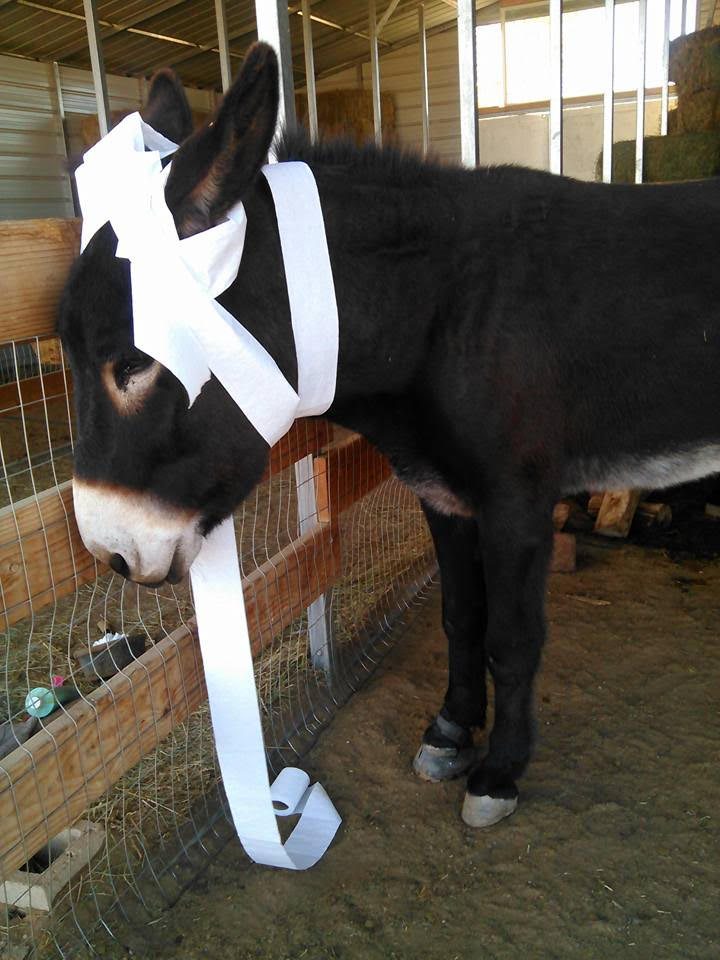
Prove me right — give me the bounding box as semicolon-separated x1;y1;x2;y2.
114;355;153;389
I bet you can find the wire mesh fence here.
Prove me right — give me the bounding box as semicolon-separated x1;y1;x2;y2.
0;332;435;959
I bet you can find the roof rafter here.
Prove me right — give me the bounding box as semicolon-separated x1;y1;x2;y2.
7;0;245;64
51;0;192;61
156;0;322;73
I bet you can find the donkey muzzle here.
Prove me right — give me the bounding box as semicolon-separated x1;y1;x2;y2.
72;478;203;585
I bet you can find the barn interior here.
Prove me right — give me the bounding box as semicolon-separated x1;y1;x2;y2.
1;2;720;958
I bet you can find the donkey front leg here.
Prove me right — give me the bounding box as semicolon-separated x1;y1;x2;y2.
413;503;487;783
462;494;553;828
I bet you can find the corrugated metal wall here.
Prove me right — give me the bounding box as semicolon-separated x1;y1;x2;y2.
0;56;71;219
0;54;214;221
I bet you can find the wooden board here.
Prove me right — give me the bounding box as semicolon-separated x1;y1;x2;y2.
244;522;340;649
0;482;101;628
0;520;339;875
0;220;81;343
264;417;331;479
594;490;643;538
552;501;571;532
1;418;331;629
313;456;332;524
550;532;576;573
0;369;72;413
322;433;392;516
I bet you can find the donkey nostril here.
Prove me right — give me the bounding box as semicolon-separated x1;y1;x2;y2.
109;552;130;579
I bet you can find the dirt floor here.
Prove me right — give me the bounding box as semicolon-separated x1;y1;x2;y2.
111;534;719;960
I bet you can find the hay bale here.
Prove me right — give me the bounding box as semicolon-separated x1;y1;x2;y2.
79;109;209;149
295;89;396;145
669;26;720;96
670;88;720;132
596;130;720;182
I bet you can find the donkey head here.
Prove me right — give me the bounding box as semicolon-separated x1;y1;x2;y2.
59;44;284;586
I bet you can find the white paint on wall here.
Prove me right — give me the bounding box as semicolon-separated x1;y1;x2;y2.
479;95;668;181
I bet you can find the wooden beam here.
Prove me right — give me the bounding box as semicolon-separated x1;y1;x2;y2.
322;433;392;516
594;489;643;538
264;417;330;479
0;520;339;875
552;501;571;531
0;220;81;343
550;532;576;573
313;455;331;524
51;0;191;61
0;482;101;629
0;369;72;413
244;521;340;647
1;418;330;628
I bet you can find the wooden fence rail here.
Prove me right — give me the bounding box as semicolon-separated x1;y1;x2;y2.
0;218;400;876
0;430;386;876
0;418;330;629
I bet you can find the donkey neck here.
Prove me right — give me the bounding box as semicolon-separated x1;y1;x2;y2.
304;155;481;405
223;151;480;413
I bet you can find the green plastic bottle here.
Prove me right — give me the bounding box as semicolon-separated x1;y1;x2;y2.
25;685;80;718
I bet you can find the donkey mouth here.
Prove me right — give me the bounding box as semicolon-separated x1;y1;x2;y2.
73;477;204;587
108;549;189;587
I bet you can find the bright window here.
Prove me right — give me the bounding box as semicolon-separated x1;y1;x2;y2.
477;0;698;108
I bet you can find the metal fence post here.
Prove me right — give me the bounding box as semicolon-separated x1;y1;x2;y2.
82;0;110;137
549;0;563;175
369;0;383;146
301;0;319;141
660;0;672;136
255;0;297;133
418;3;430;156
294;455;333;678
457;0;478;167
602;0;615;183
215;0;232;92
635;0;647;184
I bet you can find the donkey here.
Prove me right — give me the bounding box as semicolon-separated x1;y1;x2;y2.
59;43;720;829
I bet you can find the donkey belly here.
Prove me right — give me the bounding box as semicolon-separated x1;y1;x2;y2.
563;442;720;494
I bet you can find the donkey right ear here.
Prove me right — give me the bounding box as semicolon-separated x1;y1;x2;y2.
142;68;193;145
164;42;279;238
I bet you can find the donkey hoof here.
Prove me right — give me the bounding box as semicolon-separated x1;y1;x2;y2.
412;742;475;783
461;792;518;828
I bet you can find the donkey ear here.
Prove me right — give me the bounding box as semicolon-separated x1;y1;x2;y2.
164;42;279;237
142;69;193;145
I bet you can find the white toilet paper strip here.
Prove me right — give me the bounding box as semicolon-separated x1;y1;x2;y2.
190;518;341;870
75;113;339;445
75;112;342;868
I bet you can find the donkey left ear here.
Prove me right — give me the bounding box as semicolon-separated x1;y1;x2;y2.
164;42;279;238
142;68;193;145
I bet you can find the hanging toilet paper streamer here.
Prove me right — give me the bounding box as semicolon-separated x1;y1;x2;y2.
75;112;342;868
190;518;341;869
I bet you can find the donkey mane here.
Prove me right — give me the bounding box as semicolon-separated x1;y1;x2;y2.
275;124;486;186
275;125;441;179
274;124;580;196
